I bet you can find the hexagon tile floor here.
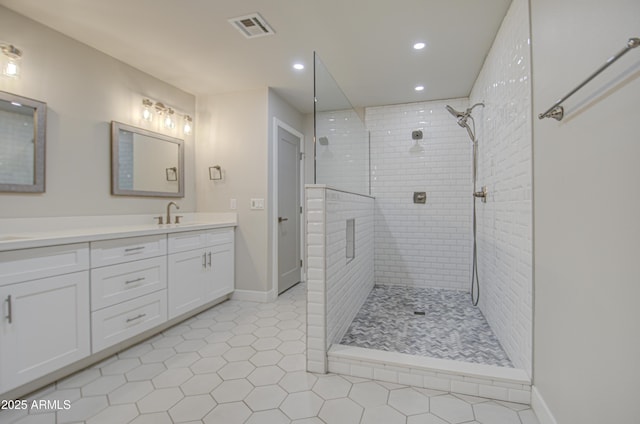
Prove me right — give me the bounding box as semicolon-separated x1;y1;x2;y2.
0;283;540;424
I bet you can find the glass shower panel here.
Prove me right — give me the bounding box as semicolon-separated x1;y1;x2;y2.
314;53;370;195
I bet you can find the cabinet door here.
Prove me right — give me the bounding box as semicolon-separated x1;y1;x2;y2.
0;271;90;393
204;243;234;302
168;249;207;319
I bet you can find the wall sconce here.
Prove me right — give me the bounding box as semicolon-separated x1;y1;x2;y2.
183;115;193;135
1;43;22;78
166;167;178;181
209;165;222;180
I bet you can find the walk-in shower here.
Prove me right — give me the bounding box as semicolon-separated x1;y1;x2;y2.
310;0;533;392
446;102;485;306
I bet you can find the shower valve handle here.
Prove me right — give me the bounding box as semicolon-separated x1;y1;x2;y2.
473;186;488;203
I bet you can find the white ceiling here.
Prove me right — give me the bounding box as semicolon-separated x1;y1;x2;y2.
0;0;511;113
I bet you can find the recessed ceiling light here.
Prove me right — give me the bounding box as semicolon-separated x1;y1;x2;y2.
413;42;426;50
293;63;304;70
415;85;425;91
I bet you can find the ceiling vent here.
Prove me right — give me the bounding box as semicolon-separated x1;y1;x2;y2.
228;13;275;39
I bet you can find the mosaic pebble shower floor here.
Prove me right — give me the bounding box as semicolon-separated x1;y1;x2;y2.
340;285;513;368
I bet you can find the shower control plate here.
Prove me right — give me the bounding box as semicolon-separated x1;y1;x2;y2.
413;192;427;204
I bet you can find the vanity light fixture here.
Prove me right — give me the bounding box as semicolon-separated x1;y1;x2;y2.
183;115;193;135
1;43;22;78
140;98;194;135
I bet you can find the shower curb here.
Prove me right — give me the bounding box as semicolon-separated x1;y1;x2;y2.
328;344;532;404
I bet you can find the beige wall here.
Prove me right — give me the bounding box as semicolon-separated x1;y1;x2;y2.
531;0;640;422
195;88;304;294
0;6;196;218
196;89;269;292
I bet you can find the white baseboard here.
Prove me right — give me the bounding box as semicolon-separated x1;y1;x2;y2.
267;286;278;302
231;289;272;303
531;386;558;424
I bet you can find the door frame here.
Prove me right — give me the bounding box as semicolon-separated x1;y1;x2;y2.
270;118;305;299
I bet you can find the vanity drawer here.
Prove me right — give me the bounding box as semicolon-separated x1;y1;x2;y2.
0;243;89;286
91;235;166;267
91;290;167;353
91;256;167;310
168;228;234;254
206;227;234;247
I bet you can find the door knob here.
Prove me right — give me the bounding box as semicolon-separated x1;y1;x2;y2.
278;217;289;223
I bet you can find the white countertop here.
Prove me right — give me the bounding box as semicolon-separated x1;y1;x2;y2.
0;213;237;251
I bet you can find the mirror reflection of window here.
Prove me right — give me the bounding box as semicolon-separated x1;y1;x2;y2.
0;100;35;185
0;91;46;193
118;130;134;190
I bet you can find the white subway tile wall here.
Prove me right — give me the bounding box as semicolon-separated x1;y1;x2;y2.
305;186;375;373
470;0;533;375
324;190;374;346
366;98;473;290
305;186;327;373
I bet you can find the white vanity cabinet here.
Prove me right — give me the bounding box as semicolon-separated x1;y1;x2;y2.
168;228;234;319
90;235;168;352
0;218;236;398
0;244;90;394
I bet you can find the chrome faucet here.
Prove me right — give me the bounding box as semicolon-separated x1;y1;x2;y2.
166;201;180;224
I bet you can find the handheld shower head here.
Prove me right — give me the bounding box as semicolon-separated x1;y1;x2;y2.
446;105;470;129
445;103;485;143
445;103;485;121
446;105;465;119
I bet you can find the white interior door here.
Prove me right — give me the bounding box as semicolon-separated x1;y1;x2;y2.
277;126;301;294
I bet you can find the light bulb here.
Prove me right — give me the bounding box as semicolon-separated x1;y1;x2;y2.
1;45;22;78
164;108;175;129
4;61;18;77
141;99;153;122
183;115;193;135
